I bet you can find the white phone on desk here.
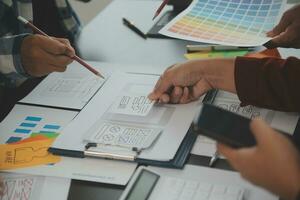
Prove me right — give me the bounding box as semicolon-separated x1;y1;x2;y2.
119;165;278;200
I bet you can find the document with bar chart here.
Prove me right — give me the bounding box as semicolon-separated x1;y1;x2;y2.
0;104;78;145
159;0;286;46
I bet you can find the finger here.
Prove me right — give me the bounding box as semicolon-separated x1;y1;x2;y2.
250;118;274;146
40;50;74;67
170;86;183;104
217;143;257;171
268;33;290;48
159;93;170;103
217;143;239;161
150;74;173;100
267;13;292;37
191;79;212;99
179;87;190;104
38;36;72;55
54;38;75;57
52;65;68;72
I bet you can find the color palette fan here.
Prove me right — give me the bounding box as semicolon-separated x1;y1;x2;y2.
159;0;286;47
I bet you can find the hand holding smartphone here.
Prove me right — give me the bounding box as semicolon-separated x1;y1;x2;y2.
195;103;291;148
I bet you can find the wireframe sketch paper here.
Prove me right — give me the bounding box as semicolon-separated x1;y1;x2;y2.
19;61;107;110
110;94;154;116
160;0;286;46
52;71;200;161
85;121;162;150
0;174;42;200
0;173;71;200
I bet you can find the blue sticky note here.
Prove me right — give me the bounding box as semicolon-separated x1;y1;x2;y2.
43;125;61;130
25;116;42;122
14;129;31;134
20;123;37;128
6;137;22;143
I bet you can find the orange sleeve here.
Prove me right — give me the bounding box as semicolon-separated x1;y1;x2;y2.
235;56;300;112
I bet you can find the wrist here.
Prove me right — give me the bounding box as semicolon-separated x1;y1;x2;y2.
201;58;236;93
14;34;33;78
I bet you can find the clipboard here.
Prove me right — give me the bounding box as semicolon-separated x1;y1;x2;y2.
49;125;196;169
49;71;201;169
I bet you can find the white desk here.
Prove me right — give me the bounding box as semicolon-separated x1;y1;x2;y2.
77;0;199;74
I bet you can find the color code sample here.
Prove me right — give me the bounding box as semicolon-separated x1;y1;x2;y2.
5;116;61;144
160;0;286;46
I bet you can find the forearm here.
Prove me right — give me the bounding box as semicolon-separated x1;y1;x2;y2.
199;58;236;93
235;57;300;112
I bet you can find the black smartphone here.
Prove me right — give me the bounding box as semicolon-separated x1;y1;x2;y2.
195;103;257;148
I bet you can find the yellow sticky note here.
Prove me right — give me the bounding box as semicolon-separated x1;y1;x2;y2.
0;138;60;170
184;50;249;60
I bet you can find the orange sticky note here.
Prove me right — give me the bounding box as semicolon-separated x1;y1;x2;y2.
0;138;60;170
246;48;281;58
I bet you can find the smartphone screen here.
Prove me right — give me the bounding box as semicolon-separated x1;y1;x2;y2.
196;103;256;148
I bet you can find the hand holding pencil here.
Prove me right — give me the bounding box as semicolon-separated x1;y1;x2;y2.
18;16;104;78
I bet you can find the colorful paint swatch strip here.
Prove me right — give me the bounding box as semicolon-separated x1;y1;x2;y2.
160;0;286;46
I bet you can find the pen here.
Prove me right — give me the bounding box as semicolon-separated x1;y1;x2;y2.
17;16;104;78
186;45;253;52
153;0;170;20
209;151;219;167
122;18;147;40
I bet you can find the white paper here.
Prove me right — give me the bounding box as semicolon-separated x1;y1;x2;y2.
191;91;299;157
53;71;200;161
0;174;42;200
0;104;78;144
0;104;137;185
85;121;162;149
159;0;286;47
0;173;70;200
20;62;107;110
146;165;278;200
110;94;154;116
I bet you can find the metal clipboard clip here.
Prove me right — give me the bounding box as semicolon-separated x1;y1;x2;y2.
84;142;141;161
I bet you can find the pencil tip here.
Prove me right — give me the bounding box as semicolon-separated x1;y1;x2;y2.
97;73;105;79
152;14;158;21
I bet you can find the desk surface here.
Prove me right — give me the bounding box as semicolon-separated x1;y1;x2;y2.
72;0;300;199
77;0;200;74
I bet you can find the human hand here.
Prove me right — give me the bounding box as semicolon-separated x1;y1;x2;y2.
21;35;75;77
265;4;300;49
148;59;236;104
218;118;300;200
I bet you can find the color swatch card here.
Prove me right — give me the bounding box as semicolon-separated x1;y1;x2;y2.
160;0;286;47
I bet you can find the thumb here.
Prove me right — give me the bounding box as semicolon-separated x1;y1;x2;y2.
250;118;273;146
217;143;238;161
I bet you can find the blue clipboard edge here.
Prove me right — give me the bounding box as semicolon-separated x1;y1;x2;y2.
48;124;197;169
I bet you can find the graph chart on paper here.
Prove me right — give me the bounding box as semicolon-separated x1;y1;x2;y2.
5;116;61;144
160;0;286;46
